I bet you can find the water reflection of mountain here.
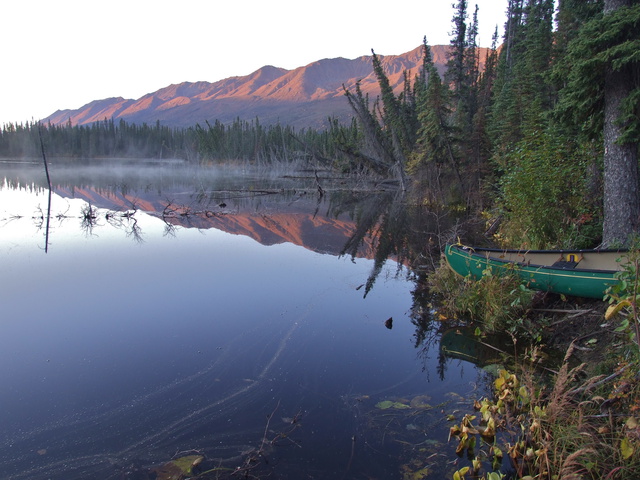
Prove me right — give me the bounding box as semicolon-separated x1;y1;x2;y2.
3;161;382;257
3;161;470;292
54;184;379;258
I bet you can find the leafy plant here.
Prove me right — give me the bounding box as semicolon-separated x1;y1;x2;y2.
450;343;640;480
605;245;640;356
428;260;534;335
496;132;601;250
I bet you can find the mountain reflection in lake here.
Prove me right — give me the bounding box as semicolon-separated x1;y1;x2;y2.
0;160;491;480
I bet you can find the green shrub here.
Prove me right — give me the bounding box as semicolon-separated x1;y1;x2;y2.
428;260;534;333
605;242;640;358
496;132;601;249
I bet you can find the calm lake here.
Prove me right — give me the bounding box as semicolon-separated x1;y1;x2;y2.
0;159;494;479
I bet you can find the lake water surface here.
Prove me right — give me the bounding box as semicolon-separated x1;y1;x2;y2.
0;160;491;479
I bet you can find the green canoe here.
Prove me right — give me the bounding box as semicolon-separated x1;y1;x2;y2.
444;244;627;299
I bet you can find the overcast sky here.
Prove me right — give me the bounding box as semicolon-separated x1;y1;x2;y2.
0;0;509;127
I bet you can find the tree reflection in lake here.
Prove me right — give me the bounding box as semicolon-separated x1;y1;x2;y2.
330;189;454;297
0;160;496;480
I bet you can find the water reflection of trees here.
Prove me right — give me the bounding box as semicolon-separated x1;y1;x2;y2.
331;189;457;297
9;168;500;383
410;293;514;381
328;188;502;380
6;163;472;271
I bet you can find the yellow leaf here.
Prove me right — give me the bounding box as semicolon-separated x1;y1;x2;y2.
489;474;507;480
621;437;634;460
491;446;503;458
462;415;477;425
605;300;631;320
453;466;470;480
481;417;496;438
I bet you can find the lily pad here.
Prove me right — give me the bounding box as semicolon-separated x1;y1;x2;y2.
376;400;410;410
150;455;204;480
410;395;432;409
401;464;431;480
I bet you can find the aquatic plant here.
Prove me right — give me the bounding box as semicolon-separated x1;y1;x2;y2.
448;345;640;480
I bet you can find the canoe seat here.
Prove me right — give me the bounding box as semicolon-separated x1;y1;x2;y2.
551;260;579;269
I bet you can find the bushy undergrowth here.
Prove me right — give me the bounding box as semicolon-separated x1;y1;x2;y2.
494;133;602;250
605;244;640;359
428;260;535;336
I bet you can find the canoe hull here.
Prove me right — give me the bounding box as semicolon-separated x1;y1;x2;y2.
444;244;624;299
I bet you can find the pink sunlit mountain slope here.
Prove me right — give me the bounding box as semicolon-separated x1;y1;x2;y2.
44;45;488;130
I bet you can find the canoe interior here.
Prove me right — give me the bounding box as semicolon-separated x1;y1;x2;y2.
467;247;627;273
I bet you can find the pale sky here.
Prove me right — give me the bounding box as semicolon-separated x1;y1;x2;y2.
0;0;509;127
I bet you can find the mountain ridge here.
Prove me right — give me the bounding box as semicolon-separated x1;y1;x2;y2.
44;45;487;130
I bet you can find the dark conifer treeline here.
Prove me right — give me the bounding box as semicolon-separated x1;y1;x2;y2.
0;119;197;160
342;0;639;248
194;118;359;168
0;119;198;161
0;117;358;168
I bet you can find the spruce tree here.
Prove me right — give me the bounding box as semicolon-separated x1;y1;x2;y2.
370;49;414;165
488;0;526;157
602;0;640;245
409;38;462;198
556;0;640;245
446;0;469;99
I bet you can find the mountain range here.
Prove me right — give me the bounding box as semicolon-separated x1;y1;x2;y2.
44;45;488;130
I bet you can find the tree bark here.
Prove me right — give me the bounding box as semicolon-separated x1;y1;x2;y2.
602;0;640;247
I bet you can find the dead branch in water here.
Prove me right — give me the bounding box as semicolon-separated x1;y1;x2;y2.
38;124;52;191
38;124;53;252
161;200;222;221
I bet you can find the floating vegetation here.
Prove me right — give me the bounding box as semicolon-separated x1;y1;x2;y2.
410;395;432;409
376;400;412;410
129;405;304;480
149;455;204;480
340;392;469;479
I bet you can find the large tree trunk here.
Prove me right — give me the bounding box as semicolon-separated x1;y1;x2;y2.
602;0;640;247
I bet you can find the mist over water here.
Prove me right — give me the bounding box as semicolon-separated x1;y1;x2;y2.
0;160;490;479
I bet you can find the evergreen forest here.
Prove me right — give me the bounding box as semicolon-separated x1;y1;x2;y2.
1;0;639;249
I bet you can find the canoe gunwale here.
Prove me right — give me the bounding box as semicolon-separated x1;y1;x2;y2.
455;245;626;255
450;244;626;275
